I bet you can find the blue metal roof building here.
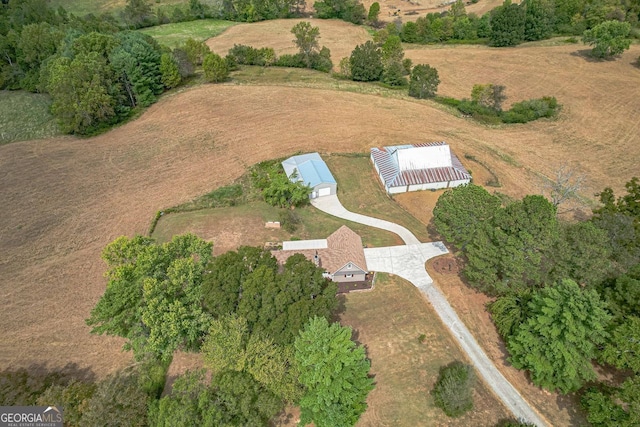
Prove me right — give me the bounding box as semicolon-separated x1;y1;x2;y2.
282;153;337;198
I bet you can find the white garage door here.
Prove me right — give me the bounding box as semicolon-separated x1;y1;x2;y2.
318;187;331;197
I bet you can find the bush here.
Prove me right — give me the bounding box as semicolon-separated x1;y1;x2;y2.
275;53;307;68
431;361;475;417
227;45;276;66
203;53;229;83
81;369;149;427
501;97;559;123
36;380;96;426
279;209;301;233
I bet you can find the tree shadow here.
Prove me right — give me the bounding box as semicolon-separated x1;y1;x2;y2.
332;294;347;318
0;362;96;406
555;391;589;426
570;49;617;63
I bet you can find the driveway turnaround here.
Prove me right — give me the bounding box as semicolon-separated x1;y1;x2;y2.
311;195;548;427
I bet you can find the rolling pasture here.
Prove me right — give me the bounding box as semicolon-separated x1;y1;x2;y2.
1;17;639;426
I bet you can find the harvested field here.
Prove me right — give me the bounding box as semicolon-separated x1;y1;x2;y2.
206;18;372;63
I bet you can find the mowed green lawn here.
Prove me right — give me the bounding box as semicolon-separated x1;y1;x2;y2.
325;154;431;242
139;19;237;48
0;91;61;144
340;273;510;426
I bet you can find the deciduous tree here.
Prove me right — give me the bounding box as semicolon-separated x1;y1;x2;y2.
86;234;213;361
349;40;382;82
408;63;439;98
295;317;374;427
489;0;526;46
582;20;631;58
433;183;501;249
291;21;320;67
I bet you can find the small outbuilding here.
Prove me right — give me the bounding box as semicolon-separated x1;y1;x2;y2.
272;225;368;283
282;153;337;199
370;142;471;194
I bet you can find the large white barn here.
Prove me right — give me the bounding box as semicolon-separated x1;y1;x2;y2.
370;142;471;194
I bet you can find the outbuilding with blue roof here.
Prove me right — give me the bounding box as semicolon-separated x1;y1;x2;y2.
282;153;337;199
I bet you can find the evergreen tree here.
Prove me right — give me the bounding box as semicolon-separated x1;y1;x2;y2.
203;52;229;83
507;279;610;393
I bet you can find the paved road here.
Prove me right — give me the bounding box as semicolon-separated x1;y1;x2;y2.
311;195;548;427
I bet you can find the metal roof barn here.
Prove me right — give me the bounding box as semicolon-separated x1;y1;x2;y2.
371;142;471;194
282;153;337;198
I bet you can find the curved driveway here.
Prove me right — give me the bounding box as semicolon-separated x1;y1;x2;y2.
312;195;548;427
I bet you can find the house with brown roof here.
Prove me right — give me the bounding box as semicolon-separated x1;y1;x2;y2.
271;225;368;283
371;142;471;194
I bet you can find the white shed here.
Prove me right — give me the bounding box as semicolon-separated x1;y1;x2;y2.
371;142;471;194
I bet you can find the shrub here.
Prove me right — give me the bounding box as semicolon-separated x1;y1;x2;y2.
203;53;229;83
36;380;96;426
431;361;475;417
275;53;307;68
81;369;149;426
279;209;301;233
227;45;276;66
501;97;559;123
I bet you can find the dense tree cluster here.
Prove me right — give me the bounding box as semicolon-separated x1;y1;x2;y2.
313;0;367;24
250;160;313;207
0;1;225;135
225;23;333;72
436;85;560;125
78;231;374;425
434;178;640;401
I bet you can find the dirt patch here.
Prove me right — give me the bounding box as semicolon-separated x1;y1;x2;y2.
432;256;461;274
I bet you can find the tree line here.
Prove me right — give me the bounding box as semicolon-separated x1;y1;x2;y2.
0;0;242;135
433;177;640;423
389;0;638;50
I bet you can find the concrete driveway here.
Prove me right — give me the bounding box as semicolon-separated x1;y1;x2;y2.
312;195;548;427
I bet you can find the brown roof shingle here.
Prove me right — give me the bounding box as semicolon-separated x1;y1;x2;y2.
272;225;367;274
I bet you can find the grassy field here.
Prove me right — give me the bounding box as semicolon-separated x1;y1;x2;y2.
152;200;403;253
325;154;431;241
139;19;237;48
340;273;511;426
0;91;61;144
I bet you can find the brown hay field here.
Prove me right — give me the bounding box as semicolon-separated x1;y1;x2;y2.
207;18;372;62
1;18;639;423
